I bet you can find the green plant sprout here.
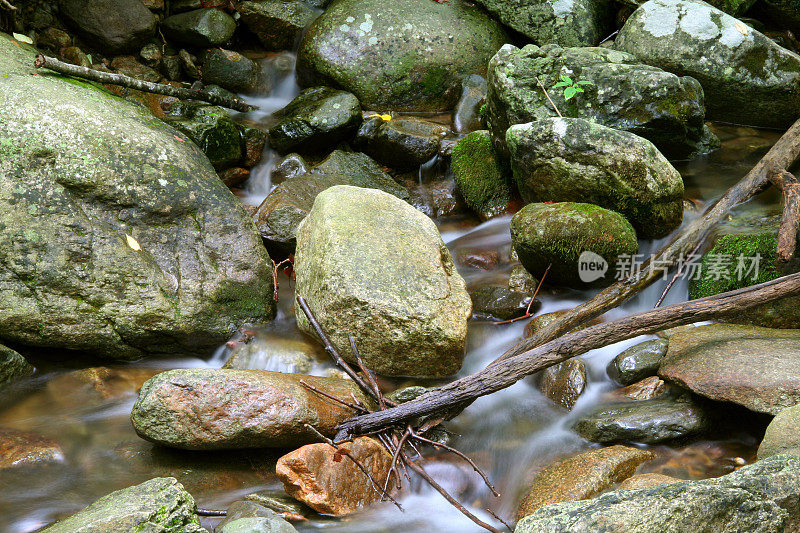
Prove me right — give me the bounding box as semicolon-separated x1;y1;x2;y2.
553;75;593;101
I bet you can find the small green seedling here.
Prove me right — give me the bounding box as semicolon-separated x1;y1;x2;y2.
553;75;593;101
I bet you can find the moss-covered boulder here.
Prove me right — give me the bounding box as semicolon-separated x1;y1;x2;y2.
161;7;237;47
237;0;319;51
0;344;33;387
451;130;512;220
510;202;639;287
616;0;800;128
40;477;207;532
163;102;244;170
269;87;362;154
294;186;471;377
0;33;274;359
473;0;613;47
297;0;509;112
486;44;711;158
507;118;684;239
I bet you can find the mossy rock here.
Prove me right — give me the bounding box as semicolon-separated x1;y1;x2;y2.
161;7;237;47
451;130;511;220
164;102;244;170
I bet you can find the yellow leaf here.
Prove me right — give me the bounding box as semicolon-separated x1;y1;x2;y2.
12;33;33;45
735;21;749;35
366;113;392;121
126;234;141;251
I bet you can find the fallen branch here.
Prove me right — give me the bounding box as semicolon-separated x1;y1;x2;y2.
337;271;800;435
0;0;16;10
33;54;257;113
768;169;800;263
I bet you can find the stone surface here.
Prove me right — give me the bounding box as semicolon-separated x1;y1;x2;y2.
130;369;370;449
245;491;313;517
610;376;669;401
510;202;639;287
0;427;64;469
110;55;162;82
515;454;800;533
534;359;587;410
607;339;668;386
163;102;243;170
618;472;680;490
40;477;206;532
269;87;362;153
454;75;487;133
615;0;800;128
201;48;269;95
60;0;157;54
451;130;511;220
355;116;448;169
509;265;539;294
162;8;237;47
276;437;394;515
0;34;274;359
507;118;684;239
486;43;709;158
294;186;471;377
517;445;655;518
0;344;33;386
223;332;327;373
297;0;509;112
659;324;800;415
237;0;318;51
470;285;538;321
215;501;297;533
759;404;800;459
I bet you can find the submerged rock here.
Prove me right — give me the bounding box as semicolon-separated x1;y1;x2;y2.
237;0;318;51
0;427;64;469
277;437;394;515
161;7;237;47
451;130;512;220
0;34;274;359
659;324;800;415
297;0;508;112
40;477;207;532
60;0;157;54
355;116;448;169
294;186;471;377
534;359;587;410
507;118;684;239
131;369;370;449
607;339;668;386
0;344;33;386
454;75;488;133
509;265;539;294
616;0;800;128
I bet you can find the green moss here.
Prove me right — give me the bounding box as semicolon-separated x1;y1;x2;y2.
451;130;511;219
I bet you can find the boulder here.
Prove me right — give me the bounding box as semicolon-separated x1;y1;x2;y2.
515;454;800;532
534;359;587;410
615;0;800;128
163;102;243;169
517;445;655;518
659;324;800;415
0;34;274;359
0;344;33;386
294;186;471;377
453;75;488;133
510;202;639;287
40;477;206;532
297;0;509;112
759;404;800;459
201;48;270;95
130;369;370;449
473;0;613;47
607;339;668;386
506;118;684;239
0;427;64;469
276;437;394;515
355;116;448;169
237;0;318;51
268;87;362;153
60;0;157;54
470;285;538;321
161;8;237;47
451;130;512;220
486;43;710;158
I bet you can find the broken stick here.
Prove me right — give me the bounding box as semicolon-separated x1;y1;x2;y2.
768;169;800;263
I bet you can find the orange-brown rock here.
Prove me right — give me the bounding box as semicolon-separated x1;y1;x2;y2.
0;427;64;469
609;376;669;401
276;436;394;515
618;472;680;490
534;359;587;410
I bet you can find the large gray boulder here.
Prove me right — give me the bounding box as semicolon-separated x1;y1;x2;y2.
297;0;509;112
616;0;800;128
60;0;157;54
0;33;275;359
516;454;800;532
486;43;710;158
294;186;471;377
41;477;207;532
507;118;683;239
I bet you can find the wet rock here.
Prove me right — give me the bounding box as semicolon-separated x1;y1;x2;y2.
534;359;587;410
131;369;370;449
471;285;538;321
223;331;327;373
245;490;314;517
474;0;612;47
510;202;639;287
759;404;800;459
163;102;243;170
60;45;92;67
276;437;394;515
607;339;668;386
616;0;800;128
243;127;268;167
0;35;274;359
0;344;33;386
453;75;487;133
36;27;72;52
486;43;709;158
161;53;183;80
297;0;509;112
201;48;270;95
509;266;539;294
49;367;161;400
618;472;680;490
573;393;711;444
172;0;229;11
215;501;297;533
110;55;162;82
40;477;206;532
386;385;429;403
516;454;800;532
271;153;309;184
253;150;409;250
0;427;64;469
180;48;202;78
162;8;237;47
407;177;465;218
610;376;669;401
269;87;362;153
507;118;684;239
517;445;655;518
237;0;318;51
139;43;162;68
355;116;448;169
219;167;251;188
451;130;512;220
457;249;500;270
659;324;800;415
294;186;471;377
60;0;157;54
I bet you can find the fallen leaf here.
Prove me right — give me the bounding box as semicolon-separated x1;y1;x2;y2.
735;21;749;35
126;234;141;251
12;33;33;45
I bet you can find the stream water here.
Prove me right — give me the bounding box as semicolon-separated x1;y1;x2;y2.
0;49;786;533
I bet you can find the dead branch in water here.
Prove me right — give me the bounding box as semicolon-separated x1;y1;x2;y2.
33;54;257;112
0;0;16;10
769;169;800;263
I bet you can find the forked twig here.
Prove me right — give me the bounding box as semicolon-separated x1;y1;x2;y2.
494;264;551;325
411;432;499;496
299;380;369;412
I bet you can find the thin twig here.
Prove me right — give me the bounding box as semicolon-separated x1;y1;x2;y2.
411;432;499;496
196;509;226;516
535;76;562;118
654;240;706;308
485;508;513;532
271;257;293;302
494;264;551;325
385;427;412;493
299;380;369;412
